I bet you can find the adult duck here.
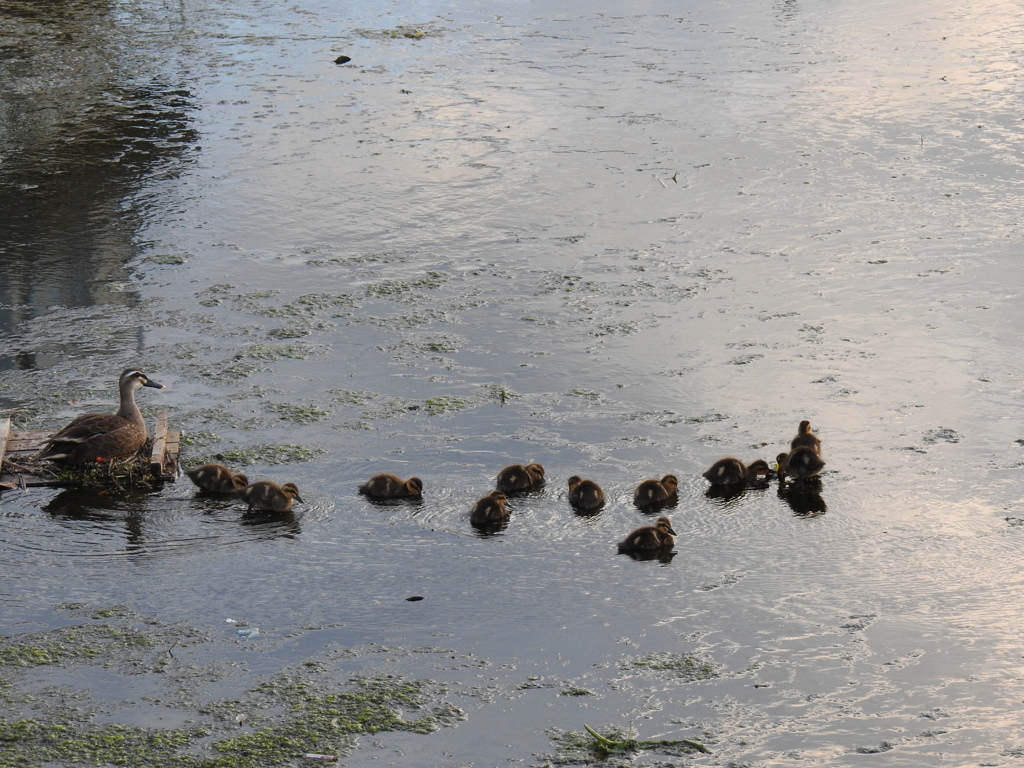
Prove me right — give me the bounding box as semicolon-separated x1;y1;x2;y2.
496;462;545;493
703;458;771;487
240;481;303;512
39;368;164;464
186;463;249;494
358;473;423;498
617;516;676;552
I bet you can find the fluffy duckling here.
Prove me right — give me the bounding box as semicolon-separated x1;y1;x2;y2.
39;368;165;464
791;420;822;455
703;458;772;487
470;490;508;526
240;481;303;513
617;516;677;552
567;475;605;511
776;448;825;482
358;473;423;498
186;463;249;494
633;474;678;507
496;462;545;493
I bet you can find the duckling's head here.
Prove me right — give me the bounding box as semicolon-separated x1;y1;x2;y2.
567;475;583;489
281;482;303;503
660;474;679;493
655;516;676;536
232;474;249;491
526;463;545;480
775;452;789;473
798;420;812;434
406;477;424;495
747;459;771;476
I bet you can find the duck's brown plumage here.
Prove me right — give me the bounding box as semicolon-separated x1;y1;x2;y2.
496;462;545;493
186;463;249;494
703;458;771;486
240;481;303;512
617;516;677;552
358;473;423;498
470;490;508;525
790;420;822;455
38;368;165;464
567;475;605;511
633;474;678;507
777;448;825;481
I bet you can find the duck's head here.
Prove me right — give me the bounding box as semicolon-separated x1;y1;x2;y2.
526;462;545;480
406;477;424;495
655;516;676;536
660;474;679;493
120;368;165;390
231;474;249;491
798;420;812;434
281;482;303;503
567;475;583;489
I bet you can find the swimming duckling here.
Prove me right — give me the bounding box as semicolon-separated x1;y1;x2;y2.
702;458;772;487
186;463;249;494
470;490;508;525
567;475;605;511
617;516;677;552
776;448;825;482
633;474;678;507
495;462;545;493
240;481;303;512
38;368;165;464
790;420;822;455
358;473;423;498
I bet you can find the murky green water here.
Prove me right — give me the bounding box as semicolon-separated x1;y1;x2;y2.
2;0;1023;765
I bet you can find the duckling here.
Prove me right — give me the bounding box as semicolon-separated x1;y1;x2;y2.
470;490;508;525
495;462;545;493
633;474;678;507
240;481;303;513
38;368;165;464
186;463;249;494
617;516;677;552
703;458;772;487
791;420;822;455
567;475;605;511
776;448;825;482
358;473;423;498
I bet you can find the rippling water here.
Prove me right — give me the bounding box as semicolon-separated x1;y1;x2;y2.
2;0;1023;764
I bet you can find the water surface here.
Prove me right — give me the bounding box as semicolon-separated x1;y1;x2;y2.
1;0;1023;765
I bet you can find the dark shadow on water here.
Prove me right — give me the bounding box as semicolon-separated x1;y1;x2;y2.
704;481;771;503
0;0;198;371
634;497;679;516
239;510;301;537
618;548;677;565
778;479;827;517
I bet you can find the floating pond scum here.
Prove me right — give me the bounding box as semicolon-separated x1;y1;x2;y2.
0;411;180;489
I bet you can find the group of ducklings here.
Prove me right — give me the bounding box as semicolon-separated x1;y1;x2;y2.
184;420;824;551
185;464;304;513
703;420;826;488
355;461;680;552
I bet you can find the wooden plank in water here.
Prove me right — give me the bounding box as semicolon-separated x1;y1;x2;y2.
0;417;10;473
150;410;169;477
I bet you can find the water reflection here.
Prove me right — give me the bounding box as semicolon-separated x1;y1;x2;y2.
618;548;676;565
778;478;828;517
0;0;198;371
